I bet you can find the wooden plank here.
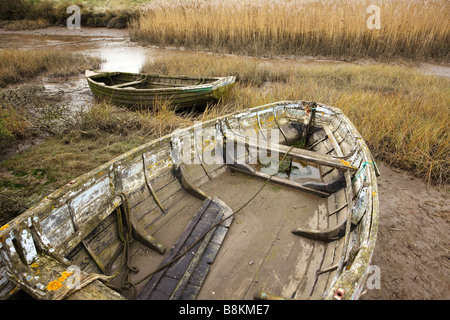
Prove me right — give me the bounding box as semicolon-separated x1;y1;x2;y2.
293;198;327;299
137;197;233;300
54;196;122;258
65;214;117;274
139;187;199;236
227;134;357;172
111;79;146;88
229;164;330;197
170;211;224;300
280;241;315;299
138;198;212;300
311;195;336;297
41;204;75;247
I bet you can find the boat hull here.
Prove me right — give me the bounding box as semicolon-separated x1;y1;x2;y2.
85;70;236;108
0;100;379;300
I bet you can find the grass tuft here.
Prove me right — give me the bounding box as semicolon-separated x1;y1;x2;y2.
0;48;101;88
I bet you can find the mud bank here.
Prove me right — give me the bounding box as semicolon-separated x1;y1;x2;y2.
361;162;449;300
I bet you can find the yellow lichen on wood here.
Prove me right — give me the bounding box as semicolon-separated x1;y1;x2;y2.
58;271;74;282
47;280;62;291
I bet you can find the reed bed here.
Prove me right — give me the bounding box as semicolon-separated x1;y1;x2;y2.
0;48;101;88
131;0;450;61
0;100;196;224
142;52;450;184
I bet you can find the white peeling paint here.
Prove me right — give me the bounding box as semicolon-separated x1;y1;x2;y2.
19;228;37;265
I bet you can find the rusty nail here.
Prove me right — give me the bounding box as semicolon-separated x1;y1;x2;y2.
334;287;345;300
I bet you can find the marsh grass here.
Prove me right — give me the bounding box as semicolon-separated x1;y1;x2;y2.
0;85;63;141
69;101;195;139
132;0;450;61
1;18;51;31
0;48;100;141
0;49;101;88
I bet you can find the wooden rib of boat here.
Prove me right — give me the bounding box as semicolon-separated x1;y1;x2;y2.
0;100;379;300
85;70;236;108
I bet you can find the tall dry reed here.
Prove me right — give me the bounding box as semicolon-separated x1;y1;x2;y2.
131;0;450;61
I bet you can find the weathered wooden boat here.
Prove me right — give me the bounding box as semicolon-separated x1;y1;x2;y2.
0;100;379;300
85;70;236;108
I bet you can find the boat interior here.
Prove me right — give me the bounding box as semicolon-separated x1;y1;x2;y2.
68;103;366;300
89;72;218;90
2;102;376;300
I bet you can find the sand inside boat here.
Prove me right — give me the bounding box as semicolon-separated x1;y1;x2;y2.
64;158;348;300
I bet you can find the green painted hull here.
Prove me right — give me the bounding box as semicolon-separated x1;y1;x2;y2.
85;70;236;108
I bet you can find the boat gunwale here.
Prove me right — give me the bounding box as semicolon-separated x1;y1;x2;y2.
322;110;379;300
85;70;236;93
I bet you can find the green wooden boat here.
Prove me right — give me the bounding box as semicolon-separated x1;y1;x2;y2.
0;100;379;300
85;70;236;108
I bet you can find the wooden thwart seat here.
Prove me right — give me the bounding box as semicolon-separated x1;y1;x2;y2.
111;79;146;88
229;162;330;197
226;134;357;172
138;197;233;300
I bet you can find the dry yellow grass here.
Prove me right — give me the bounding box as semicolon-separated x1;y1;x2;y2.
131;0;450;61
0;48;101;87
2;18;51;31
70;101;195;139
